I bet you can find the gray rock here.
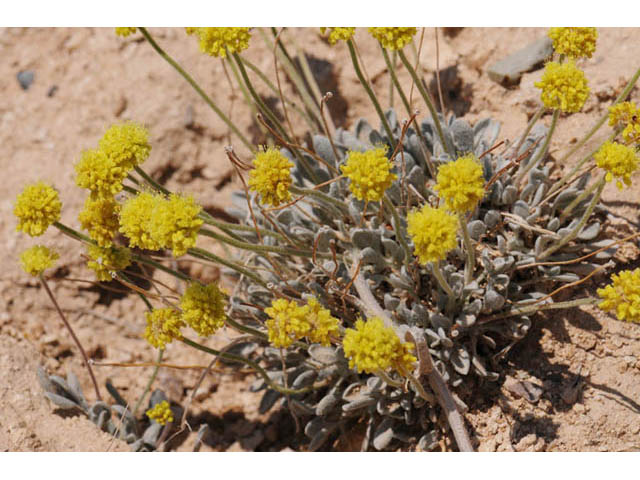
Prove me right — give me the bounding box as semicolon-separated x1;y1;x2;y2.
17;70;35;90
487;37;553;86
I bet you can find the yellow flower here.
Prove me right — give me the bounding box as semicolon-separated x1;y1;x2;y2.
144;308;185;349
548;27;597;59
341;147;397;202
86;245;131;282
248;148;294;207
119;192;163;250
115;27;137;37
598;269;640;324
368;27;417;51
305;297;340;346
75;148;128;197
622;122;640;145
435;154;485;213
594;141;639;190
146;400;173;425
78;196;120;247
407;205;458;264
343;317;416;375
14;182;62;237
608;101;639;129
320;27;355;45
180;282;226;337
265;298;311;348
535;61;590;113
20;245;59;276
150;193;203;257
98;122;151;170
186;27;251;58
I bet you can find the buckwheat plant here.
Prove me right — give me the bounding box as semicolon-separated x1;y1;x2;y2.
19;27;640;452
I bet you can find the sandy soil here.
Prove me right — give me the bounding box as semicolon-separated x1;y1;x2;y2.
1;27;639;451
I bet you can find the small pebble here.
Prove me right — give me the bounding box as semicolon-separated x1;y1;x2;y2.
47;85;58;97
17;70;35;90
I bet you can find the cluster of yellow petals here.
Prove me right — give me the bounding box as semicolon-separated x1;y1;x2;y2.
407;205;458;265
115;27;137;37
186;27;251;58
608;101;640;145
343;317;416;375
265;297;339;348
434;154;485;214
598;269;640;324
368;27;416;51
143;308;185;349
14;182;62;237
20;245;59;276
535;61;590;113
180;282;226;337
248;148;294;207
594;141;639;190
78;196;120;248
146;400;174;425
86;245;132;282
320;27;355;45
341;147;397;202
548;27;597;59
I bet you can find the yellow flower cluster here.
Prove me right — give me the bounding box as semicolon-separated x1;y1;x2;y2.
248;148;294;207
146;400;174;425
180;282;226;337
14;182;62;237
20;245;59;276
115;27;137;38
265;297;339;348
608;101;640;145
407;205;458;265
78;196;120;248
368;27;417;51
594;141;639;190
535;61;589;113
119;192;203;257
341;147;397;202
186;27;251;58
598;269;640;324
144;308;185;349
320;27;355;45
435;154;485;213
75;122;150;198
86;245;132;282
548;27;597;59
343;317;416;375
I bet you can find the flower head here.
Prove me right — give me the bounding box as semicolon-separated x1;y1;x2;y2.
20;245;59;276
535;61;589;113
87;245;131;282
146;400;173;425
78;196;120;247
265;298;311;348
143;308;185;349
548;27;597;59
305;297;340;346
248;148;294;207
119;192;163;250
14;182;62;237
320;27;355;45
435;154;485;213
407;205;458;264
341;147;397;202
150;193;203;257
622;122;640;145
115;27;137;37
368;27;416;51
343;317;416;375
598;269;640;324
594;141;639;190
98;122;151;170
180;282;226;337
75;149;128;197
186;27;251;58
608;101;639;129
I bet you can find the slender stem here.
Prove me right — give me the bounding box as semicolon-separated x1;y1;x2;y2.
482;297;598;323
559;176;600;222
132;254;193;282
398;49;450;158
510;106;545;159
290;185;349;213
138;28;253;152
224;316;268;341
188;247;269;288
515;109;559;185
382;196;412;269
459;214;475;284
133;166;170;195
199;213;285;241
133;349;163;416
346;39;397;151
181;337;312;395
431;262;456;313
39;275;102;401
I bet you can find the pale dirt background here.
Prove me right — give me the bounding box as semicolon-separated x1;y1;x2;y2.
1;27;639;451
